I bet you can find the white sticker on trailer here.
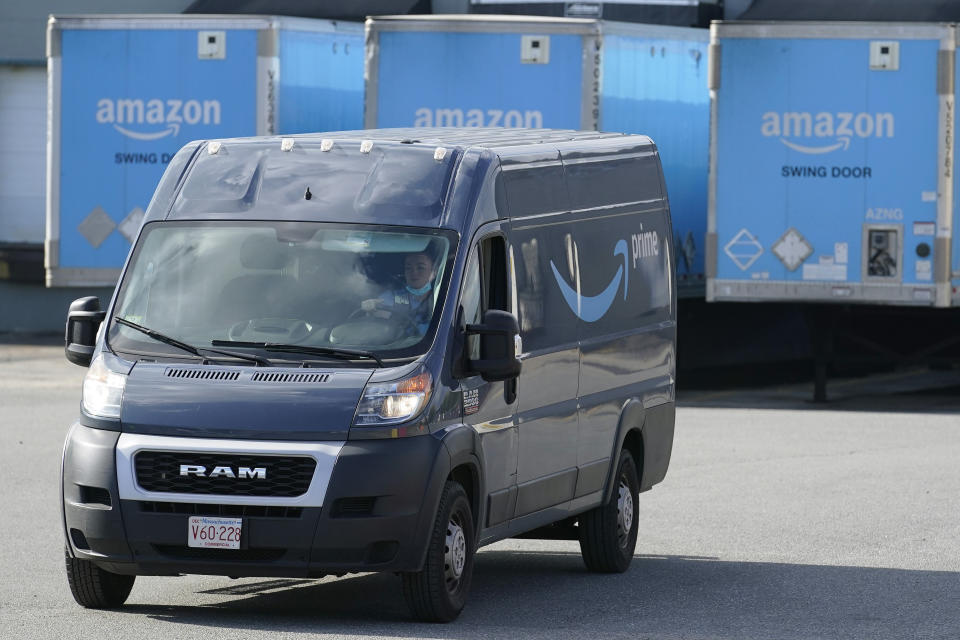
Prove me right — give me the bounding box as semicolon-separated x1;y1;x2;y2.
916;260;932;281
834;242;848;265
802;263;848;281
913;222;936;236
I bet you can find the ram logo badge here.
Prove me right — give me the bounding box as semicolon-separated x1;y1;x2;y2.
179;465;267;479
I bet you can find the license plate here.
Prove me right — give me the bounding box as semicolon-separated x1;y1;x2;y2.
187;516;242;550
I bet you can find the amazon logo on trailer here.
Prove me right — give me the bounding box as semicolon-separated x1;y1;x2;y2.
96;98;222;140
761;111;894;154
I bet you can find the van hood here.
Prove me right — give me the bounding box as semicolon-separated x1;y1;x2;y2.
119;362;373;441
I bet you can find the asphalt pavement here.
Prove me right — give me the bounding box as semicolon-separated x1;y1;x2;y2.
1;344;958;639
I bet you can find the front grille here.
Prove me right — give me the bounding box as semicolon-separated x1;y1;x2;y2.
166;368;240;381
152;544;286;563
139;501;303;519
135;451;316;497
251;372;330;384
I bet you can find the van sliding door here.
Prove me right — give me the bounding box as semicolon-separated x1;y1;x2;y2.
560;142;676;505
499;151;580;525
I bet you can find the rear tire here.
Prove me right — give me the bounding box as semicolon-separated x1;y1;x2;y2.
578;449;640;573
401;481;475;622
65;546;135;608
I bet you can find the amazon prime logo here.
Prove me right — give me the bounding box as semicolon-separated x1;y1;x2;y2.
761;111;894;154
97;98;222;141
550;232;659;323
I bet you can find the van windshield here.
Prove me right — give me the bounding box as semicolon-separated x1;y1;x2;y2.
108;221;458;364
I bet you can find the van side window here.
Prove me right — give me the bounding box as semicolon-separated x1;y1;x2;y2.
500;157;565;217
563;152;661;210
512;225;579;352
461;236;509;362
480;235;509;314
459;248;482;362
461;248;482;322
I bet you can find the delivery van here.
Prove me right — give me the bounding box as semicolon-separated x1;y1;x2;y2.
60;128;677;621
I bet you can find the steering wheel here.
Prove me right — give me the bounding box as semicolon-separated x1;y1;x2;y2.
340;306;422;343
347;306;374;322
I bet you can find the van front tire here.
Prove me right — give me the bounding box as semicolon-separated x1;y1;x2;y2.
401;481;475;622
65;546;135;608
578;449;640;573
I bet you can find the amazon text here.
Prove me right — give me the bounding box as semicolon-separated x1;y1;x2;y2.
96;98;222;126
413;107;543;128
762;111;894;139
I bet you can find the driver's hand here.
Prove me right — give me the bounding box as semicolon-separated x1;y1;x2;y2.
360;298;381;312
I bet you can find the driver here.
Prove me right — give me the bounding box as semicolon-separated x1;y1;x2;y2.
360;250;437;338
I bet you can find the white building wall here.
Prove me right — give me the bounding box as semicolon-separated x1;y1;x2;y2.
0;66;46;244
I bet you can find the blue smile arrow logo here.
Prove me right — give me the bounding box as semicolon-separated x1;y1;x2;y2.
550;239;629;322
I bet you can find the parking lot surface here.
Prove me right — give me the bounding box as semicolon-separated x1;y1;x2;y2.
1;344;958;639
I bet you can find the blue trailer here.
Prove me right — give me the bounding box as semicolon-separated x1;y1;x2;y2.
707;21;958;308
365;15;709;295
46;15;363;287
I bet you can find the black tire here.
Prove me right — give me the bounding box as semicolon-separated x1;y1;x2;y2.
578;449;640;573
401;481;475;622
64;546;135;608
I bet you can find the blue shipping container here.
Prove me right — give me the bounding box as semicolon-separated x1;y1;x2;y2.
46;15;363;287
365;15;709;296
707;21;958;308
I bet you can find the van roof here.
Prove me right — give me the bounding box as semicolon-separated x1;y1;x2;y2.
154;128;656;230
209;128;652;153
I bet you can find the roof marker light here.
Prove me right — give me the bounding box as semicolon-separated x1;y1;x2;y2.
281;138;295;152
434;146;448;161
320;139;334;152
360;140;373;154
207;141;222;155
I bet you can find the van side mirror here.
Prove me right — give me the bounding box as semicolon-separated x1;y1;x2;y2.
65;297;106;367
466;309;522;382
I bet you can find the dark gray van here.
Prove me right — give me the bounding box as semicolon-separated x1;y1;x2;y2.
61;128;676;621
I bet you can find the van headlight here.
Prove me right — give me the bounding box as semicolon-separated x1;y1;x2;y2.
82;355;126;419
353;370;432;426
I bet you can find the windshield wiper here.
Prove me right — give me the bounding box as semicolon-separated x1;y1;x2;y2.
114;317;271;367
211;340;384;367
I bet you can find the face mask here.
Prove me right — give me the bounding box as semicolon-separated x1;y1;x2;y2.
406;282;432;296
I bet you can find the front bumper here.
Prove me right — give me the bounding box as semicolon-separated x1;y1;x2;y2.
62;423;449;577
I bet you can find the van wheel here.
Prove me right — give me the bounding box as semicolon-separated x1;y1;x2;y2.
578;449;639;573
401;481;475;622
64;546;135;608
